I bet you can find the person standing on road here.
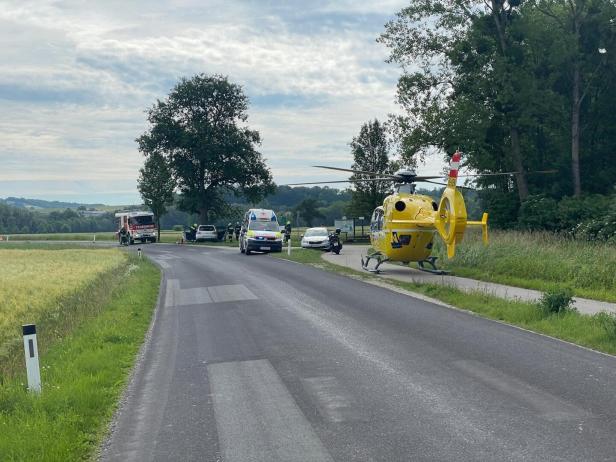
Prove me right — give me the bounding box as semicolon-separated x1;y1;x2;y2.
234;222;241;241
227;223;234;242
119;226;129;245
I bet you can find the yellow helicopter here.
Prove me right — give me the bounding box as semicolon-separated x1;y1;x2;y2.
287;151;552;274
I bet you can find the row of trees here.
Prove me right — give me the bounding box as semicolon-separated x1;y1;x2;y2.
0;204;115;234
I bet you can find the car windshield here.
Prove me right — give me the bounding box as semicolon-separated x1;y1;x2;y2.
249;221;279;232
199;225;215;231
129;216;154;226
304;228;328;237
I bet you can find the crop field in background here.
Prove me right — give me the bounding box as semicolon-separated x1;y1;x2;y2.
434;230;616;302
0;248;127;370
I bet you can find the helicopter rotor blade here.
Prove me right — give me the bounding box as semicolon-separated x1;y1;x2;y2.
418;179;477;190
413;175;449;181
457;169;558;178
283;178;395;186
313;165;398;178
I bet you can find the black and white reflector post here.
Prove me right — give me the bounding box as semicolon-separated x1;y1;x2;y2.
22;324;41;393
137;247;142;258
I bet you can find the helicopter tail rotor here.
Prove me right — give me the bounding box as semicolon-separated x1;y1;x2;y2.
435;151;468;258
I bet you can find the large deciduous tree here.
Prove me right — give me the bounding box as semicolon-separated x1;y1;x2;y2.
347;119;396;218
137;151;175;241
137;74;274;223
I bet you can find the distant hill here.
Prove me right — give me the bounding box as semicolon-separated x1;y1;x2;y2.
0;197;106;210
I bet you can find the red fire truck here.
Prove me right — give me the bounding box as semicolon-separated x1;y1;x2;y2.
115;211;157;244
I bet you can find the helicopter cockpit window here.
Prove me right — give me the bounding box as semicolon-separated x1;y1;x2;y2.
378;210;384;230
397;184;416;194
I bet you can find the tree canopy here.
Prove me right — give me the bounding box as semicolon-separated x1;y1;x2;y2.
379;0;616;225
137;151;175;240
347;119;397;218
137;74;274;223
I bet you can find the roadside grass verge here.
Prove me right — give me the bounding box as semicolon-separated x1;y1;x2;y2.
0;255;160;461
434;230;616;302
272;249;616;355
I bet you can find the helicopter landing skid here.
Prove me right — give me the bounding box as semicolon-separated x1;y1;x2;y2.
361;252;389;274
417;257;450;275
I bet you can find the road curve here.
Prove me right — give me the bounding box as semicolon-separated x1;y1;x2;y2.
101;244;616;462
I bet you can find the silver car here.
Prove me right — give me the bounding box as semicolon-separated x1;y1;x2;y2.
300;227;330;249
195;225;217;241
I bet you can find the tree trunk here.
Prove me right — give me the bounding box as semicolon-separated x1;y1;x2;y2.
199;207;208;224
571;62;582;197
510;126;529;201
157;217;161;241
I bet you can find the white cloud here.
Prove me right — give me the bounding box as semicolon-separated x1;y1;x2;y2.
0;0;445;204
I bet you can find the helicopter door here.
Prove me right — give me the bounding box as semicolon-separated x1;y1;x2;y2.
370;207;384;233
370;207;385;248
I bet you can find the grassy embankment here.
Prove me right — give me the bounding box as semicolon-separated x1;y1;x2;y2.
272;243;616;356
0;247;160;460
433;230;616;302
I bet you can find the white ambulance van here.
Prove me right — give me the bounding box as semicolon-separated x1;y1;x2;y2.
239;209;282;255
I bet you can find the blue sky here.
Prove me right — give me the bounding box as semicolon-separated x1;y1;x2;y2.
0;0;445;204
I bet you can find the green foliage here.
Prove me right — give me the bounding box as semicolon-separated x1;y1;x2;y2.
479;189;520;228
258;186;350;210
293;198;324;227
573;209;616;243
0;203;115;234
380;0;616;208
518;195;560;230
138;152;175;238
595;311;616;339
518;194;612;232
137;74;274;222
539;288;575;315
347;119;396;219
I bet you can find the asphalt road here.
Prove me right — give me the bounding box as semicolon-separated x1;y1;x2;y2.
101;244;616;462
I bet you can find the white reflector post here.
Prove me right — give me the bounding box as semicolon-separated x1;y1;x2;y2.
137;247;142;258
22;324;41;393
287;237;291;255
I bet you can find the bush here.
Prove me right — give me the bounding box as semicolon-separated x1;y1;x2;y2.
556;195;610;231
538;288;575;315
596;312;616;338
172;225;184;231
479;189;520;229
519;194;613;235
518;195;559;231
573;209;616;243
